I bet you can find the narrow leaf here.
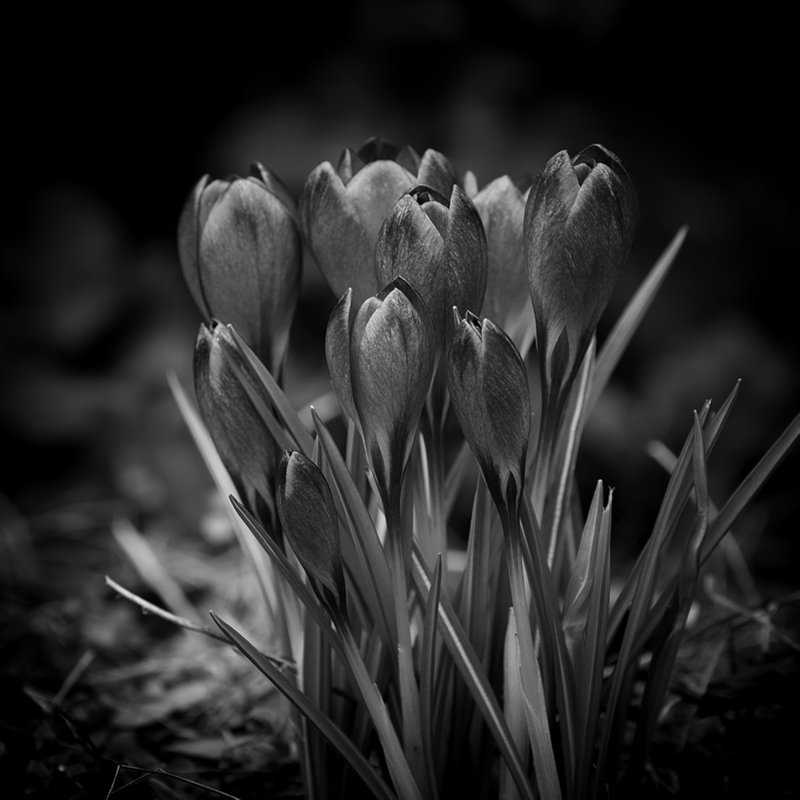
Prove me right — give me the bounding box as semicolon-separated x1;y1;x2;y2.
444;439;475;516
231;497;349;668
228;324;316;455
634;413;710;765
575;491;612;799
419;555;443;800
168;372;278;622
516;629;563;800
589;226;688;414
701;411;800;564
501;612;529;800
212;614;397;800
312;408;398;654
411;545;535;800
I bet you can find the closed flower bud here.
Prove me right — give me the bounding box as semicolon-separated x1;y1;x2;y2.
375;184;487;348
178;163;301;379
472;175;534;351
325;278;435;512
276;450;347;614
524;145;638;409
351;278;435;509
300;137;460;307
447;311;531;514
194;321;281;537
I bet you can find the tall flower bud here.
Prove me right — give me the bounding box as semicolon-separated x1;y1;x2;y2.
472;175;534;353
300;137;460;307
194;321;281;537
178;163;301;380
325;278;435;514
524;144;638;451
375;184;488;349
276;450;347;615
447;311;531;516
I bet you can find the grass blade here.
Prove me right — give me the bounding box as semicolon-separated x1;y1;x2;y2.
212;614;397;800
633;413;709;776
515;624;562;800
520;496;578;790
577;492;612;799
419;555;443;800
230;497;349;668
411;545;535;800
501;611;529;800
227;325;316;456
594;410;708;794
327;607;424;800
701;411;800;564
562;482;612;798
546;337;595;576
455;476;499;663
167;372;279;626
312;408;398;655
589;226;688;414
301;602;330;800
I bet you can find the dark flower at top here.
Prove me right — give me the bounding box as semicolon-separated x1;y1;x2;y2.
194;321;281;538
375;184;488;350
326;278;435;515
300;137;460;307
524;144;638;450
447;311;531;516
178;163;301;380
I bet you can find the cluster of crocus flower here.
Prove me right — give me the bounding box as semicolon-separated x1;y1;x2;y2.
159;134;800;800
178;137;638;561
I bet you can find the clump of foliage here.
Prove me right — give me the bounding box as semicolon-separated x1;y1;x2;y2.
118;138;798;799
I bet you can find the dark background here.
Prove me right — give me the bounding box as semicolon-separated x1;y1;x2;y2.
2;1;798;585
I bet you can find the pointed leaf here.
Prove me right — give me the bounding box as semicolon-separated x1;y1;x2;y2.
312;408;397;653
419;555;443;800
168;372;279;619
701;411;800;563
228;325;316;455
411;545;535;800
589;226;688;413
212;614;396;800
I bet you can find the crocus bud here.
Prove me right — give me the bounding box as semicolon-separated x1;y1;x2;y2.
324;288;359;427
524;145;638;415
472;175;534;352
375;184;488;349
300;137;460;307
178;163;302;379
276;450;347;615
353;279;435;505
194;321;281;537
326;278;435;512
447;311;531;514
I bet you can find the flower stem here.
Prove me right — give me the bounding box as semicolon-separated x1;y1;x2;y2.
386;500;429;797
420;402;448;568
503;512;562;800
330;605;424;800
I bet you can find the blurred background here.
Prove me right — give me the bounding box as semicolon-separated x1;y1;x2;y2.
2;0;798;591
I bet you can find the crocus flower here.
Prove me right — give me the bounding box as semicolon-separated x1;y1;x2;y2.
276;450;347;615
447;311;531;515
178;163;301;380
375;184;488;350
325;278;435;514
524;144;638;451
300;137;460;307
472;175;534;353
194;321;281;537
